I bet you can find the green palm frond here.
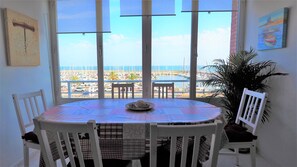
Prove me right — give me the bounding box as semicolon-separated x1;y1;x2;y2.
203;48;288;123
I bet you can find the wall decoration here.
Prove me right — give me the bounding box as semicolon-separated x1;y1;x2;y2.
258;8;289;51
3;8;40;66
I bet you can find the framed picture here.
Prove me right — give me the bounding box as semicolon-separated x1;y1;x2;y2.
257;8;289;51
3;8;40;66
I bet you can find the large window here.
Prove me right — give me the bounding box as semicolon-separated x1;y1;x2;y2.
51;0;241;103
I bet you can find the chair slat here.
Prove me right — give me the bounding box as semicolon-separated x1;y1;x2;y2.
248;97;259;123
118;87;121;98
23;99;33;125
33;96;41;115
169;137;177;167
246;96;256;121
131;85;134;99
111;86;115;98
150;124;158;167
73;133;85;167
158;87;160;98
180;136;189;167
88;122;103;167
40;130;56;167
191;136;200;167
243;95;252;119
29;97;37;118
54;132;68;167
62;132;76;167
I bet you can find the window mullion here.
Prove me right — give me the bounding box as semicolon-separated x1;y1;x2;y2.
97;34;104;99
49;0;62;104
190;12;198;99
142;16;152;98
96;0;104;99
236;0;246;51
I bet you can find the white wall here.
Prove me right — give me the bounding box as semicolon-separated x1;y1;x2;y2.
244;0;297;166
0;0;54;166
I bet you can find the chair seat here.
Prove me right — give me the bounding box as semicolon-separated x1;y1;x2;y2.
224;124;257;142
22;131;39;144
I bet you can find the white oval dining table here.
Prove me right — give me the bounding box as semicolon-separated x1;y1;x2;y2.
39;98;222;124
38;99;223;166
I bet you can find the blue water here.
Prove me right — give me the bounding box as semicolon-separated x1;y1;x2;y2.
156;75;189;88
156;75;187;80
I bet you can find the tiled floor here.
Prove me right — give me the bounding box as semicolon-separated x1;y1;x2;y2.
16;149;272;167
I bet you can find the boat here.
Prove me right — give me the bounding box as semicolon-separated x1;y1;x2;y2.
264;33;276;47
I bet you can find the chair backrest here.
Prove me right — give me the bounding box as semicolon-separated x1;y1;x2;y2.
12;89;47;136
150;120;223;167
33;118;103;167
235;88;267;135
111;83;134;99
152;82;174;99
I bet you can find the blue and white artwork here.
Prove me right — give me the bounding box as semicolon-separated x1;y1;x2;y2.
258;8;289;51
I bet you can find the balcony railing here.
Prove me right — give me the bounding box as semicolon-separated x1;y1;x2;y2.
60;79;217;98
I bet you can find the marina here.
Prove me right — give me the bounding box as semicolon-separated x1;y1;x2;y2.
60;66;216;98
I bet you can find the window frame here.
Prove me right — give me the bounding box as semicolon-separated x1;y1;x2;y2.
49;0;245;104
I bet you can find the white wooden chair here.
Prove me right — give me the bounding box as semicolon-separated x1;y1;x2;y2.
111;83;134;99
33;118;103;167
12;89;47;167
221;88;267;167
152;82;174;98
150;120;223;167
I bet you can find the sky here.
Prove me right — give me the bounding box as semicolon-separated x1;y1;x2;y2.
58;0;233;67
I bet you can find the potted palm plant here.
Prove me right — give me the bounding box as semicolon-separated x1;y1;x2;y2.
204;48;287;123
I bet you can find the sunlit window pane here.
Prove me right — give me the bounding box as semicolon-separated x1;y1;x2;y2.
58;34;98;98
196;12;233;97
103;0;142;98
152;0;191;98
